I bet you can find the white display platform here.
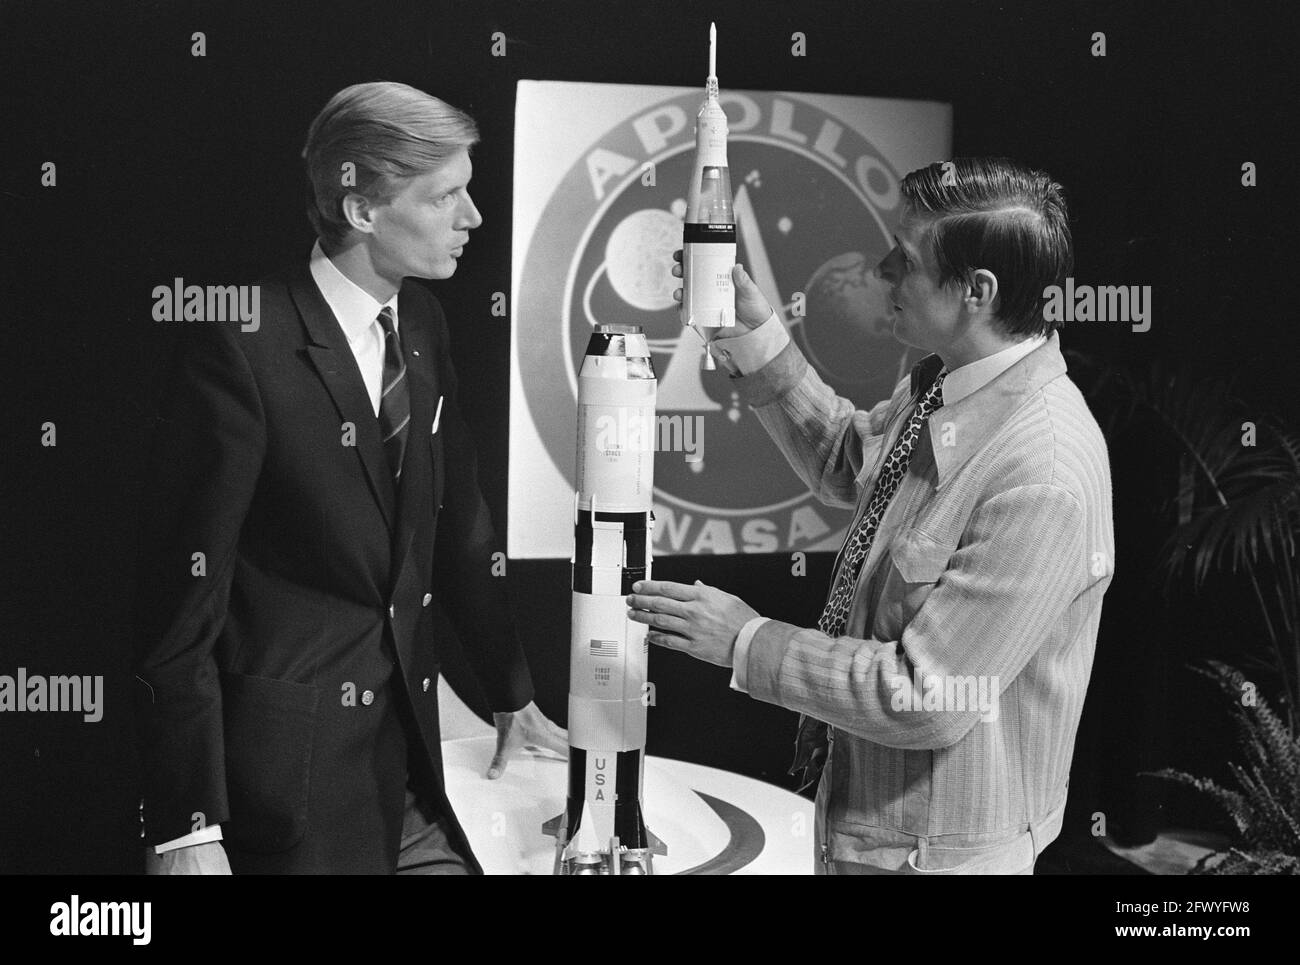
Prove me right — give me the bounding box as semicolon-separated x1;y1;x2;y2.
439;682;814;874
443;736;814;875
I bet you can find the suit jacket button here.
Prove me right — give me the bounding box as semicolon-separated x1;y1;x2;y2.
388;604;395;619
422;593;432;606
361;690;375;706
422;678;431;692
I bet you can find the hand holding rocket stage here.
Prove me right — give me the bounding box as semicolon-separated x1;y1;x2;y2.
673;254;775;332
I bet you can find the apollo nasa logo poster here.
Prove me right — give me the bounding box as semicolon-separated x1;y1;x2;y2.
509;81;951;558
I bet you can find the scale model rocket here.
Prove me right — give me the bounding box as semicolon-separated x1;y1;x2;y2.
680;22;737;370
544;325;664;875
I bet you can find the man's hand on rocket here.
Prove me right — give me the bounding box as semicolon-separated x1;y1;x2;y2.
626;579;759;668
671;250;774;332
488;701;568;780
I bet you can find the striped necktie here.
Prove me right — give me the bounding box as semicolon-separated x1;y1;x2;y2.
376;306;410;481
791;369;947;792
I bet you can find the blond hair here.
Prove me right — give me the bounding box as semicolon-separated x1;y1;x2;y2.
302;81;478;247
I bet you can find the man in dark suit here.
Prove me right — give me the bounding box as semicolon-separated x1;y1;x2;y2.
135;81;565;874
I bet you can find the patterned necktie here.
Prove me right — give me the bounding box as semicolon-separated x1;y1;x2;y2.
791;369;947;792
376;306;410;481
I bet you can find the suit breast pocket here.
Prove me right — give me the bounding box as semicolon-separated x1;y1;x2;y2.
879;529;953;634
221;671;319;853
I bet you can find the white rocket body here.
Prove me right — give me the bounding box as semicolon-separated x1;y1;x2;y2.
544;325;663;875
680;26;736;369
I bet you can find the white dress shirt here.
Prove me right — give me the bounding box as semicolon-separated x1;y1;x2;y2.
720;311;1046;693
309;240;400;417
154;242;398;855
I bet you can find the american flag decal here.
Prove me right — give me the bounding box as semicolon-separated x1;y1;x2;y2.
589;638;620;657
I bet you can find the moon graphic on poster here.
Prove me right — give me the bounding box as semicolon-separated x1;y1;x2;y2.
603;208;682;312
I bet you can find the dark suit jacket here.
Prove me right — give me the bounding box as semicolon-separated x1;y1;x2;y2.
134;258;534;873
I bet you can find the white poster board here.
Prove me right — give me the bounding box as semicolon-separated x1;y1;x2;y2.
510;80;951;558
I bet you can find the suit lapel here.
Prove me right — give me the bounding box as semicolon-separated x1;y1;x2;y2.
290;261;398;531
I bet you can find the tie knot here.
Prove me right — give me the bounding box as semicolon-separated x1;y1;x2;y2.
377;306;397;337
922;369;946;411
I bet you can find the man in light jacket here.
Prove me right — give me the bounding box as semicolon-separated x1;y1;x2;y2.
629;157;1114;874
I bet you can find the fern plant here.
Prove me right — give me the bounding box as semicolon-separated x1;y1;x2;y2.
1071;357;1300;872
1149;662;1300;874
1078;359;1300;733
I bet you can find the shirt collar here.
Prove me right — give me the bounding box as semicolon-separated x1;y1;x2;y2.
911;331;1068;489
308;240;399;344
941;334;1046;407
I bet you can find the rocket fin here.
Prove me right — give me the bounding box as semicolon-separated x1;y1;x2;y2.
647;827;667;856
542;812;564;839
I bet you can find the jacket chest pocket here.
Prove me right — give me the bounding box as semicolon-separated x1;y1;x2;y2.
877;528;953;634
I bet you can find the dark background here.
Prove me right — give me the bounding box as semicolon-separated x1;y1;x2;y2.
2;0;1295;872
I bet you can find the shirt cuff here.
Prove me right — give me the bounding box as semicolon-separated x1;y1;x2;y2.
155;824;223;854
710;311;790;377
729;617;771;693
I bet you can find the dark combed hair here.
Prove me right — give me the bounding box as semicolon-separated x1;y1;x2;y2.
900;157;1073;338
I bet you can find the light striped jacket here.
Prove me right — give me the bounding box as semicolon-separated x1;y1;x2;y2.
734;330;1114;871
